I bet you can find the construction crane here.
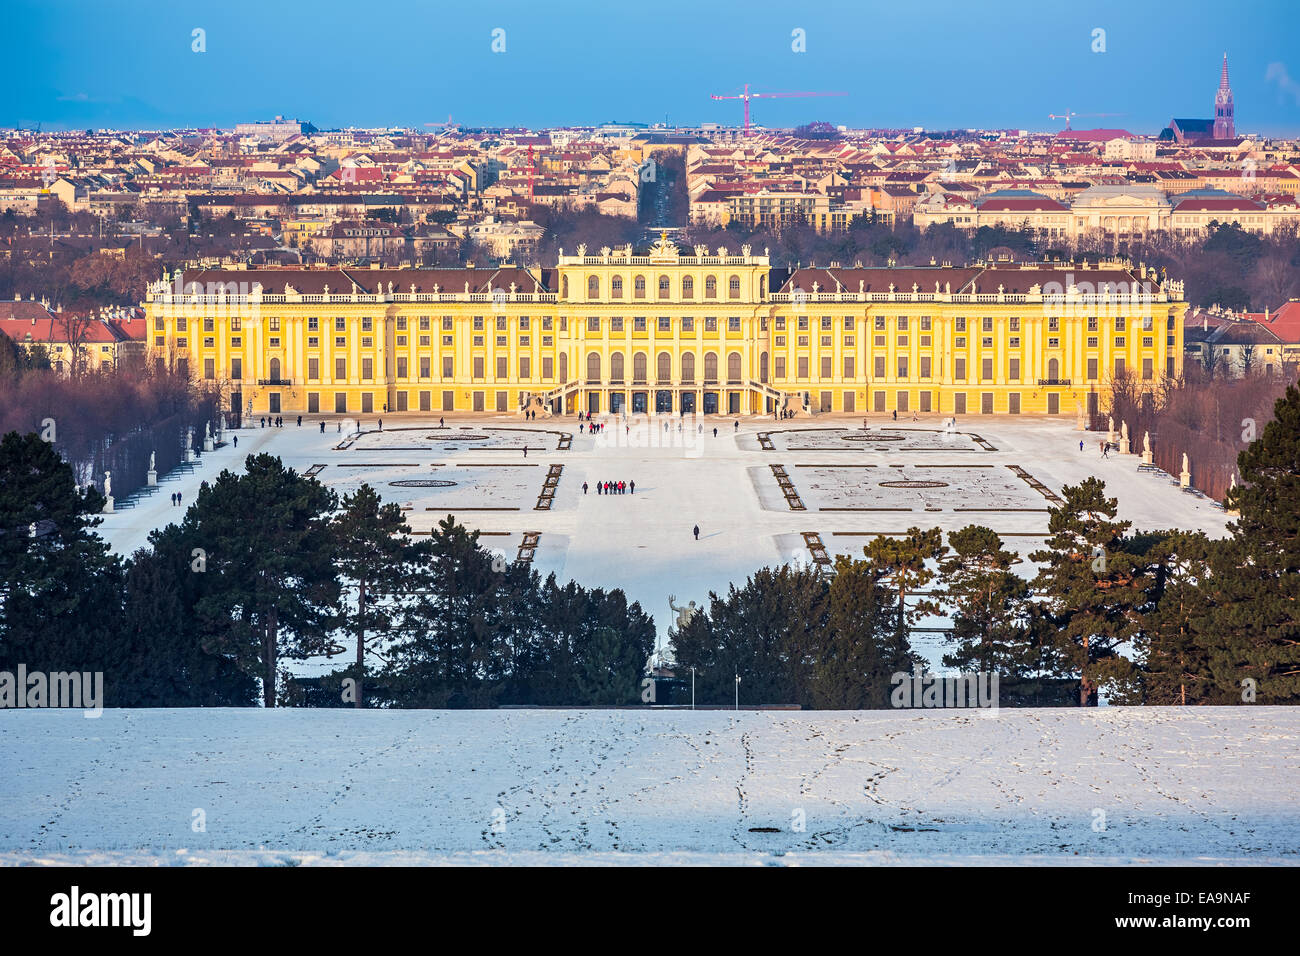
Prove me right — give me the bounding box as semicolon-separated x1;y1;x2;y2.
710;84;846;136
423;114;456;130
1048;110;1123;132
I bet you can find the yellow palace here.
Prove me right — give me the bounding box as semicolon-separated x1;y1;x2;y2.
143;235;1186;420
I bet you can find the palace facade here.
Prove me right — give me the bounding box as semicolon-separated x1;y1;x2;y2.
143;236;1186;420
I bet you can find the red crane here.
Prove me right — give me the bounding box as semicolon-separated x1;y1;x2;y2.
710;84;847;135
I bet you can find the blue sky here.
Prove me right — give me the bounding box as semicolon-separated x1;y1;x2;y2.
5;0;1300;135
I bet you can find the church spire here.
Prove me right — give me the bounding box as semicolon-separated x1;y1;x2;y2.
1214;53;1234;139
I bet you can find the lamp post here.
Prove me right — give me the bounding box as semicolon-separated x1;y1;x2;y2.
735;673;740;711
691;667;695;711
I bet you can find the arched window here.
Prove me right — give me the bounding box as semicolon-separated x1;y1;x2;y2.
633;352;647;382
634;275;646;299
559;352;568;381
657;352;671;382
704;352;718;382
611;352;625;383
562;275;569;299
727;351;742;382
759;275;766;298
587;275;600;299
586;351;602;382
728;275;741;299
611;276;624;299
704;275;717;299
682;276;694;299
658;276;670;299
269;357;281;381
681;352;695;384
760;351;769;383
1048;357;1059;381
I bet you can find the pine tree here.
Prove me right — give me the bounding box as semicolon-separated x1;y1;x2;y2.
1131;530;1216;705
812;555;913;709
863;526;946;645
1207;382;1300;702
938;525;1038;678
386;515;508;707
332;483;431;707
1030;478;1144;706
119;534;257;706
172;453;340;707
0;431;125;682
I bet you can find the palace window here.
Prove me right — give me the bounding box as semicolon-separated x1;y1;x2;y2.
682;276;693;298
612;276;624;299
659;276;670;299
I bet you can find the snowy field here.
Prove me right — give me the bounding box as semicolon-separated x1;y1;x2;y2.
1;707;1296;866
92;412;1233;669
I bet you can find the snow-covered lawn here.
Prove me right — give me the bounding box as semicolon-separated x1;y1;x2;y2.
1;707;1295;865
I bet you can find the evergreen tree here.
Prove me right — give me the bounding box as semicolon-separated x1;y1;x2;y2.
331;483;431;707
671;565;826;706
171;454;340;707
119;533;257;706
0;431;125;682
385;515;511;707
938;525;1039;677
1208;382;1300;702
812;555;913;708
863;526;946;644
1131;530;1216;705
1030;478;1144;706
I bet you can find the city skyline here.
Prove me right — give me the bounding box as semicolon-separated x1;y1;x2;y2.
5;0;1300;136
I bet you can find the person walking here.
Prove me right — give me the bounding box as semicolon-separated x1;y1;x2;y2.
893;409;898;421
320;421;325;433
597;481;602;496
693;524;699;541
734;420;738;432
439;417;445;428
297;416;302;427
378;418;382;431
712;427;717;438
580;422;584;433
583;481;588;495
233;435;238;448
523;446;527;458
630;480;635;494
177;492;182;506
1079;439;1084;452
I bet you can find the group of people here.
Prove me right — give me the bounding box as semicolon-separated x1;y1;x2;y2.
584;479;634;495
579;421;605;434
168;491;183;507
524;409;539;420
